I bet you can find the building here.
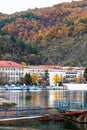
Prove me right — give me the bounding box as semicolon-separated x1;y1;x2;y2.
0;60;24;83
63;67;84;82
0;60;85;85
24;65;85;86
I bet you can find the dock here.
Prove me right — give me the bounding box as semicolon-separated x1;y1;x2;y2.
0;115;42;124
0;106;87;124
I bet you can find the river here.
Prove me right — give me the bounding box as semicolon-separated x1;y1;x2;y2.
0;89;87;130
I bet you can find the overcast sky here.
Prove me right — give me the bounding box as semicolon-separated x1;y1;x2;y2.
0;0;79;14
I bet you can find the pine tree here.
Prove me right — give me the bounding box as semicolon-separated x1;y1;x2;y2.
44;70;49;86
84;67;87;81
24;73;32;85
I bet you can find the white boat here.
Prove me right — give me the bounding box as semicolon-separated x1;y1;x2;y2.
12;85;23;90
29;85;41;91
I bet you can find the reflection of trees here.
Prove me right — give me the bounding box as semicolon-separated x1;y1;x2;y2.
32;92;37;106
64;120;87;130
54;91;59;100
64;121;82;130
25;94;31;101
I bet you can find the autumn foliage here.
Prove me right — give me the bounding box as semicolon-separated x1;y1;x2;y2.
31;73;38;85
0;1;87;66
53;74;61;86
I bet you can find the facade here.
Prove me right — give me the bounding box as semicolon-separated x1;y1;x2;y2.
23;65;46;79
62;67;84;83
23;65;85;86
0;60;24;83
0;60;85;85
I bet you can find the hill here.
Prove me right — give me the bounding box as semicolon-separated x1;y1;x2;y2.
0;0;87;66
0;30;42;65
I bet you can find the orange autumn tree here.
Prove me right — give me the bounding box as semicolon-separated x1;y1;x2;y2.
31;73;38;85
74;77;80;83
53;74;61;86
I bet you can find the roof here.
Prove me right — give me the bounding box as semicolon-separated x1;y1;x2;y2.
39;65;63;69
0;60;23;67
24;65;63;69
63;83;87;91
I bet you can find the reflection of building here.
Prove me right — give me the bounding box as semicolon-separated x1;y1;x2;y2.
0;60;24;83
64;83;86;110
9;91;49;107
9;91;26;107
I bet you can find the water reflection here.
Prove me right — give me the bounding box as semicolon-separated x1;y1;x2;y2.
6;90;63;107
0;90;87;130
0;90;86;109
64;120;87;130
0;121;87;130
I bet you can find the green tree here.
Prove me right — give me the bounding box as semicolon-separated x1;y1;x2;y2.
24;73;32;85
19;77;25;85
66;20;74;26
44;70;49;85
84;67;87;81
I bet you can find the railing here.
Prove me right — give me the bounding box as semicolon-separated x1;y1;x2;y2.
0;106;52;119
1;100;87;119
54;100;87;112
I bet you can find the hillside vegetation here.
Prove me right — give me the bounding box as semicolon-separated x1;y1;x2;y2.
0;0;87;66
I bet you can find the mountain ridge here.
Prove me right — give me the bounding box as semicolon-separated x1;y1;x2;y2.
0;0;87;66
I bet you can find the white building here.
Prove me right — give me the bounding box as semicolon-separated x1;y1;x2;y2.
23;65;85;86
0;60;24;83
0;60;85;85
23;65;46;78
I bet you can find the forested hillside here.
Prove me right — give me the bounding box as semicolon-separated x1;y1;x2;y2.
0;0;87;66
0;30;43;65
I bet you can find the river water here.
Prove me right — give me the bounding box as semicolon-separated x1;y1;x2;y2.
0;89;87;130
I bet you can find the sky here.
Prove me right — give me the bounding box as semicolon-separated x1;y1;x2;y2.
0;0;79;14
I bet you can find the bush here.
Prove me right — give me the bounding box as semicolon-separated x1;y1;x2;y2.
1;102;17;108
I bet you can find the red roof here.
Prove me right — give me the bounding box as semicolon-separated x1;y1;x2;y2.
0;61;23;67
38;65;62;69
